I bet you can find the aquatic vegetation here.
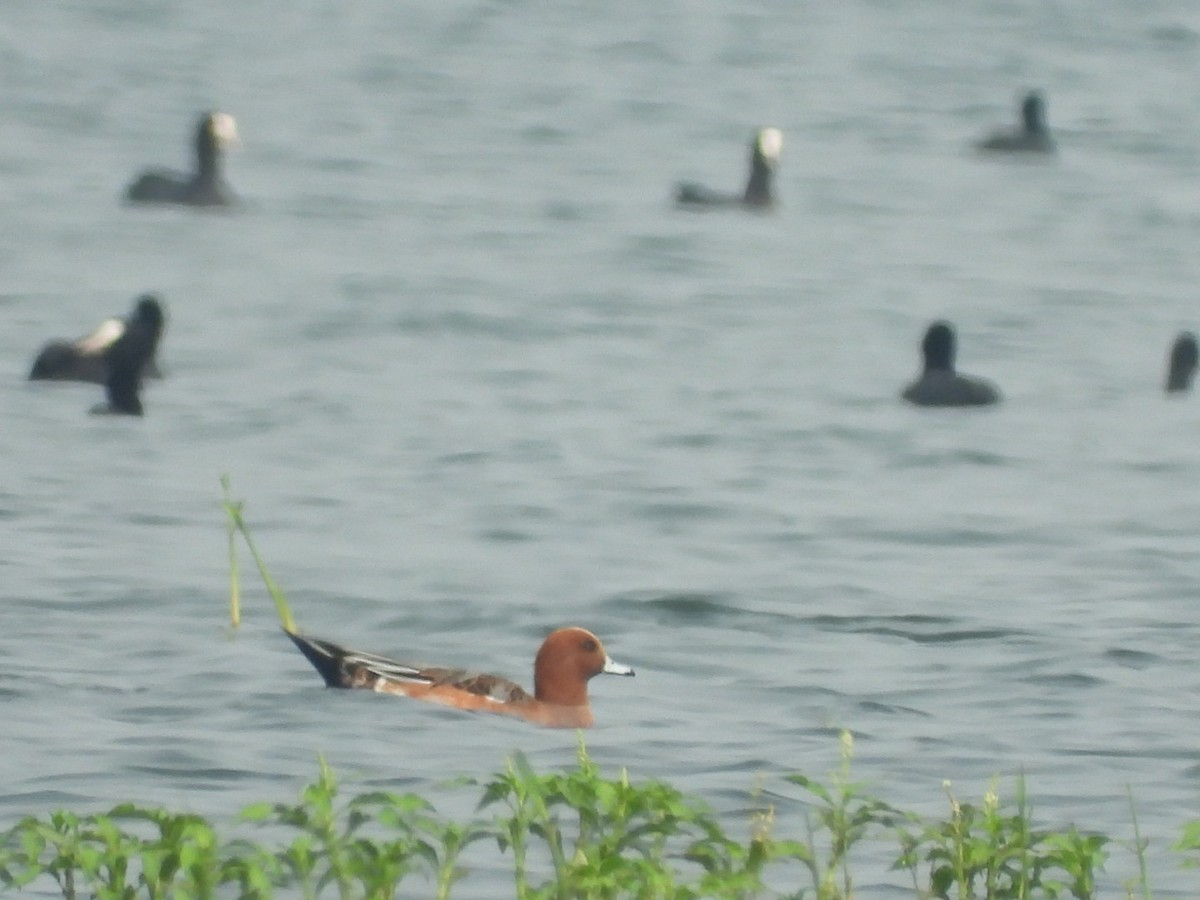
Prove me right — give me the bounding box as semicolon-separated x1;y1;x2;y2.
2;734;1186;899
481;738;788;897
0;805;234;899
222;474;295;633
893;776;1108;900
785;730;905;899
238;755;483;900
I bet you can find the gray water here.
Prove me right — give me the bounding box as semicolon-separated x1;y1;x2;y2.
3;0;1200;894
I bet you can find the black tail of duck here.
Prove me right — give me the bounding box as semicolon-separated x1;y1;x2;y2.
286;631;352;688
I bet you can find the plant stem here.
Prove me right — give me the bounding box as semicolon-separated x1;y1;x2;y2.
220;476;296;633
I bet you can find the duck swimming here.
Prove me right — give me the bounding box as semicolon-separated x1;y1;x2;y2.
676;127;783;209
902;320;1001;407
1165;331;1198;393
30;294;165;383
125;111;239;207
90;298;165;416
977;91;1055;154
286;626;634;728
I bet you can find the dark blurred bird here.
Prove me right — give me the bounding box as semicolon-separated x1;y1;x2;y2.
676;127;783;209
902;320;1001;407
29;294;166;384
90;297;166;416
1165;331;1198;393
977;91;1055;154
125;111;239;207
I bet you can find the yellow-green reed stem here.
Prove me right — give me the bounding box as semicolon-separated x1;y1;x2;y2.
1128;786;1151;900
226;495;241;630
220;475;297;634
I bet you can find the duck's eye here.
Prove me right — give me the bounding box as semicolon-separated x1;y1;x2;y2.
581;638;598;653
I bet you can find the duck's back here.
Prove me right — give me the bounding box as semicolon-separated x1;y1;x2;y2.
978;130;1055;154
903;371;1000;407
126;171;233;206
126;169;190;203
675;182;738;206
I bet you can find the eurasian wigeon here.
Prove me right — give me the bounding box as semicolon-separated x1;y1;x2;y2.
125;111;240;207
286;626;634;728
676;127;783;210
902;320;1002;407
30;294;165;383
977;91;1056;155
1166;331;1199;393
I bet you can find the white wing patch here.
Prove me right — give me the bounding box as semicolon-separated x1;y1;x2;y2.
76;319;125;354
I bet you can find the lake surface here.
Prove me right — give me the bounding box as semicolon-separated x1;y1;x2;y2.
2;0;1200;894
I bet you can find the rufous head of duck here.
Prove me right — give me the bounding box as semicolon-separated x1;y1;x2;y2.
533;627;633;707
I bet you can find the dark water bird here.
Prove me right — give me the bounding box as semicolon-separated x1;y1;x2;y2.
125;111;240;207
90;298;166;416
902;321;1001;407
676;127;783;209
1165;331;1198;393
30;294;165;383
977;91;1055;154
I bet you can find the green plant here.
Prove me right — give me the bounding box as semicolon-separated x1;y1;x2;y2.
785;730;903;900
221;475;296;633
0;746;1185;900
0;809;93;898
894;776;1107;900
480;738;778;898
0;805;245;900
240;754;487;900
1041;826;1108;899
1125;789;1151;900
109;806;224;899
1174;817;1200;868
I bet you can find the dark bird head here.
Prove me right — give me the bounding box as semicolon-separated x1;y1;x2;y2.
195;111;239;179
744;127;783;207
1021;92;1047;135
921;321;957;373
131;293;166;340
1166;331;1199;393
